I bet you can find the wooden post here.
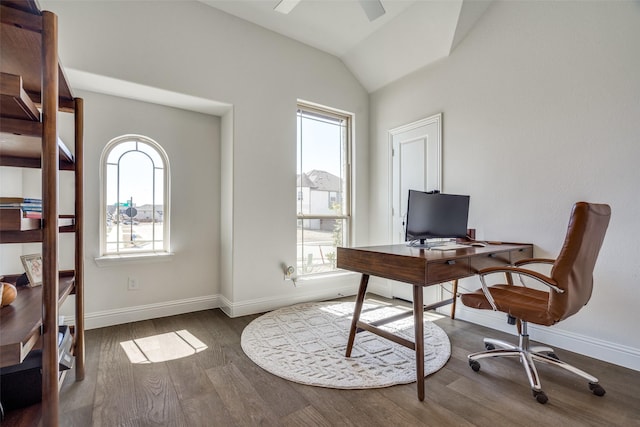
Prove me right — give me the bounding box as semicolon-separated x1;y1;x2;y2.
41;10;60;426
74;97;85;381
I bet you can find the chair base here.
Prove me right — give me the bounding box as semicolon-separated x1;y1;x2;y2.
467;322;606;404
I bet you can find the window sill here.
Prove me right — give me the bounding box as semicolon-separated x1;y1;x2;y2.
94;252;174;267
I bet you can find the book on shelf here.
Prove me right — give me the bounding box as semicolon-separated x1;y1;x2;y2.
0;198;42;210
0;203;42;212
23;211;42;219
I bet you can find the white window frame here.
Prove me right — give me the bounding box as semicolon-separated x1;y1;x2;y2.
296;101;352;276
97;134;171;261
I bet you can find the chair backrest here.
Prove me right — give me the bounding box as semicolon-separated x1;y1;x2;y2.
549;202;611;322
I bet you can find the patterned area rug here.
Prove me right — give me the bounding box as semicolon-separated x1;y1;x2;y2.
241;301;451;389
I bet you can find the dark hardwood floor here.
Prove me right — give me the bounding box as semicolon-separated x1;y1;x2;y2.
49;296;640;426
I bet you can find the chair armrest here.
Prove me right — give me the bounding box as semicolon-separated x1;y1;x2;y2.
476;265;562;311
478;265;564;294
513;258;555;267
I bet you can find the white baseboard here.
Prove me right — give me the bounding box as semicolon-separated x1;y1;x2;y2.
64;295;221;330
455;306;640;372
65;284;358;328
368;276;393;298
220;282;358;318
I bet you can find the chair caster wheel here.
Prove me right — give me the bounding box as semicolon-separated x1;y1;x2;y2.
484;343;495;351
533;390;548;404
546;352;559;360
589;382;606;396
469;360;481;372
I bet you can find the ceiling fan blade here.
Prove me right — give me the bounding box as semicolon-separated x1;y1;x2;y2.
274;0;302;15
358;0;386;22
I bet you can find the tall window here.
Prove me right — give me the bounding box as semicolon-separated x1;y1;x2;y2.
297;103;351;275
100;135;170;255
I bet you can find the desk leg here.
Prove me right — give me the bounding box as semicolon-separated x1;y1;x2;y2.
345;274;369;357
450;279;459;319
413;285;425;401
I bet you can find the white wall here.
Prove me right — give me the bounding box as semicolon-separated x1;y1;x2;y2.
39;1;369;321
369;1;640;370
0;168;26;274
58;90;221;325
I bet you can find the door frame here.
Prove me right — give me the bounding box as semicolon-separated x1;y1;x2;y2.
388;113;442;243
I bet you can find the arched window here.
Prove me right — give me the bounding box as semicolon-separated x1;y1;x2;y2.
100;135;170;256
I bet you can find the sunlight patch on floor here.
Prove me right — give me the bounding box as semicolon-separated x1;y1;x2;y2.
120;329;207;364
317;297;447;322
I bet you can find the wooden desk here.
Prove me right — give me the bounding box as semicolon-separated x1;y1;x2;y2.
337;242;533;401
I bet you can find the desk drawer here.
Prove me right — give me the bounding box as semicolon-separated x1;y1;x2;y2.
427;258;470;284
470;251;511;272
510;246;533;263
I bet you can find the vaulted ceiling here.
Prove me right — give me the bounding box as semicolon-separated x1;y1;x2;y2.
200;0;493;92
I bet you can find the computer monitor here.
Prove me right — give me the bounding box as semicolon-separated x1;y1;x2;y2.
405;190;470;246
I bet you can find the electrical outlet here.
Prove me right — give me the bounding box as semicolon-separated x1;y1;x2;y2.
284;265;295;279
128;277;139;290
281;263;296;280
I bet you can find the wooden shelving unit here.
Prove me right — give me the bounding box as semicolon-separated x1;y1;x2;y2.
0;273;75;368
0;1;84;425
0;214;76;243
0;209;41;231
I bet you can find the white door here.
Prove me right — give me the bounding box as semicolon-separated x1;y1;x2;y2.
390;114;442;302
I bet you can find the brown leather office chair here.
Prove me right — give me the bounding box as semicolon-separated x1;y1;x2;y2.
460;202;611;404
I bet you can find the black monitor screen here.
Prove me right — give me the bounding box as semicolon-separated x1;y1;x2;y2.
405;190;470;243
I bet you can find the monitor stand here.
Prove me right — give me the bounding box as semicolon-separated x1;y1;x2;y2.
406;238;455;248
